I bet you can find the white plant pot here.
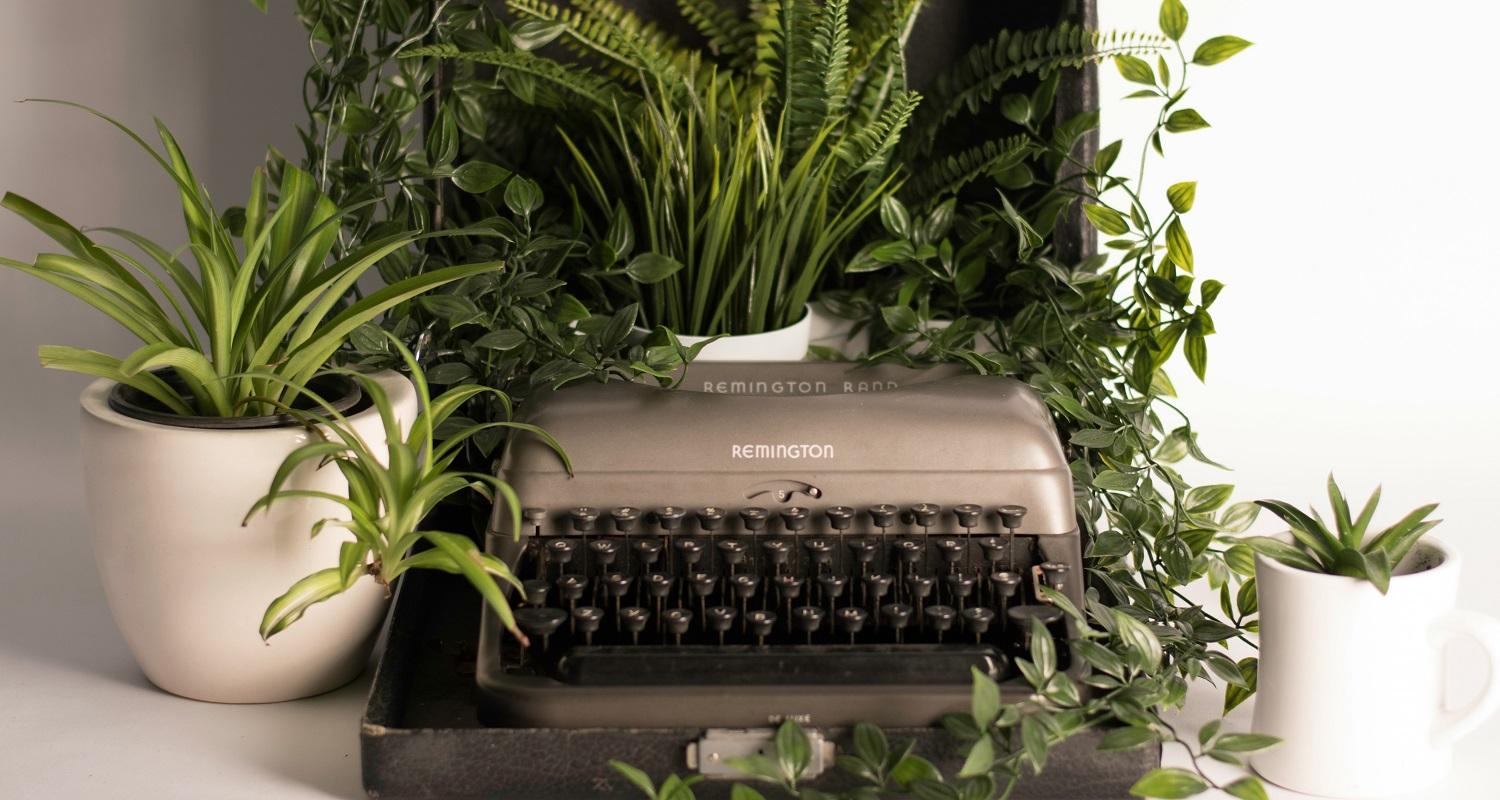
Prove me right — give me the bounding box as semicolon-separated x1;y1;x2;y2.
79;370;417;703
667;304;815;362
1251;536;1500;797
807;301;869;358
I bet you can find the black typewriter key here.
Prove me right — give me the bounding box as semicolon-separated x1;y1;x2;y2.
573;606;604;645
706;605;738;645
738;506;769;532
963;606;996;643
909;503;941;532
674;537;706;566
556;574;587;614
605;572;634;619
774;575;803;630
655;506;686;533
522;579;551;607
632;537;664;576
609;506;641;535
847;538;878;576
747;609;777;646
589;539;620;568
646;572;673;626
997;504;1028;530
944;573;976;610
761;537;792;571
1007;605;1064;657
925;604;957;642
779;506;809;533
954;504;983;531
881;602;913;643
545;539;576;579
515;607;567;663
523;507;548;535
905;574;935;626
618;606;651;645
664;608;693;645
792;605;826;643
978;536;1007;567
826;505;854;531
717;537;749;568
569;507;600;534
816;573;847;606
689;571;717;626
990;570;1022;623
935;537;965;572
894;538;924;565
1039;561;1071;594
730;573;759;627
696;507;726;534
863;573;894;619
836;606;868;643
803;537;835;570
868;504;897;556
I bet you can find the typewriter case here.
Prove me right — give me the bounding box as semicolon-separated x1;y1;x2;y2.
478;363;1090;729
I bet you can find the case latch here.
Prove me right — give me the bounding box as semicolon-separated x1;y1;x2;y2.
686;728;835;780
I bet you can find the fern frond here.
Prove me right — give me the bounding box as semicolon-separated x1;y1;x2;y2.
506;0;694;84
842;0;919;126
812;0;852;120
675;0;756;69
905;134;1039;206
401;44;624;110
834;88;920;177
912;22;1169;152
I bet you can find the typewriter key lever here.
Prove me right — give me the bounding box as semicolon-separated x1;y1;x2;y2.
707;605;738;646
793;605;826;644
609;506;640;535
664;608;693;645
926;604;957;643
997;504;1027;571
836;606;868;644
619;606;651;645
747;610;777;646
515;607;567;660
572;606;603;645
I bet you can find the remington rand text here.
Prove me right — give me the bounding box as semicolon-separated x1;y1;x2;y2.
730;443;835;460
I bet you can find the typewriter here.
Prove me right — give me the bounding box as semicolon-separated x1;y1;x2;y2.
477;362;1085;730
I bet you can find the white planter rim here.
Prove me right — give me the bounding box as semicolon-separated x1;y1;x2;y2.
1254;535;1454;587
81;372;390;437
105;370;364;431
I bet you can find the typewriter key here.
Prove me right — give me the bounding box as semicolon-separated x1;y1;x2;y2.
618;606;651;645
910;503;941;532
793;605;826;643
905;575;935;626
674;537;706;570
945;573;976;610
864;573;894;619
925;604;957;642
568;507;600;534
803;537;835;569
632;537;664;572
716;538;749;576
817;573;847;603
978;536;1007;567
1007;605;1064;655
609;506;641;535
836;606;869;643
826;506;854;531
761;537;793;571
774;575;804;630
572;606;604;645
556;574;587;614
990;570;1022;622
588;539;620;568
847;538;878;576
1039;561;1071;595
747;609;777;646
646;572;673;626
664;608;693;645
962;606;997;643
731;573;759;626
779;506;809;533
546;539;576;576
954;504;983;531
689;571;717;626
706;605;738;645
523;507;548;536
881;603;913;643
605;573;633;618
515;607;567;659
997;504;1028;530
655;506;686;532
894;538;924;566
696;507;726;533
738;507;769;532
868;504;897;556
521;579;551;607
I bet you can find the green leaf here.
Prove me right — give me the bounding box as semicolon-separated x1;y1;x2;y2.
1098;726;1158;752
1159;0;1188;40
608;760;657;798
1129;767;1208;798
1215;733;1280;753
1184;484;1233;514
1095;140;1123;175
1166;219;1194;272
890;754;941;788
503;176;543;217
1193;36;1253;66
1116;55;1157;86
1220;501;1259;533
474;329;527;351
881;305;920;334
625;253;684;285
853;722;889;770
451;161;511;194
1113;610;1162;673
1070;428;1119;449
731;785;767;800
1000;93;1031;126
1083;204;1130;236
259;567;356;640
880;195;911;238
1167;182;1196;213
970;666;1001;730
1184;333;1207;381
1240;536;1322;572
1224;777;1269;800
1224;657;1258;713
1165;109;1210;133
775;720;811;782
1093;470;1140;492
1020;715;1048;774
957;734;994;778
510;19;567;50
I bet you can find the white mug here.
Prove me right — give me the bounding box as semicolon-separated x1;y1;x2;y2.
1252;536;1500;797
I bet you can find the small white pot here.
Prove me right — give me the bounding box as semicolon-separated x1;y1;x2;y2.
807;301;869;358
653;304;815;362
79;370;417;703
1251;536;1500;797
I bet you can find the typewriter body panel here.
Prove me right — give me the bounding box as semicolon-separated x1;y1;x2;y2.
478;363;1085;729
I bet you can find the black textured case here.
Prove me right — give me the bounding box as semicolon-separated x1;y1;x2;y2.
362;571;1160;799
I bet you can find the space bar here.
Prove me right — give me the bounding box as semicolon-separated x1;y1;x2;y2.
558;644;1003;685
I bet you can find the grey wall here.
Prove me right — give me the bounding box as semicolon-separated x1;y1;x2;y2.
0;0;308;515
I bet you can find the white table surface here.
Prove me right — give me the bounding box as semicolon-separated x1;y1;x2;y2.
3;502;1496;799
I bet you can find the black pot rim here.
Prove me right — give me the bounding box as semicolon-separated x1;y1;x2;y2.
106;371;365;430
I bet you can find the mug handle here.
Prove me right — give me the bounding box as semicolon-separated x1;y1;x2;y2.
1432;609;1500;747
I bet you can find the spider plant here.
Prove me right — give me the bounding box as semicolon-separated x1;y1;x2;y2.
0;100;504;417
247;335;570;641
1246;476;1440;594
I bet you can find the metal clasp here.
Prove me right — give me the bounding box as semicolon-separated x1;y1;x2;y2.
686;728;834;780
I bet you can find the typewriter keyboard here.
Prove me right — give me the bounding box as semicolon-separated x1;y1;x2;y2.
497;503;1074;686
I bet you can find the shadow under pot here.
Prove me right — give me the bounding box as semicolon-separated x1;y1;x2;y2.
80;370;417;703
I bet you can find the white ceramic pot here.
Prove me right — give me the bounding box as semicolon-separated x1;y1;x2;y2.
1251;536;1500;797
79;370;417;703
807;301;869;358
673;304;814;362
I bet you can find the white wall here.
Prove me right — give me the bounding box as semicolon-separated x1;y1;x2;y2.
1097;1;1500;619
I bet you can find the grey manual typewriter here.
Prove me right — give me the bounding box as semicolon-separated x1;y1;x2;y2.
477;362;1086;729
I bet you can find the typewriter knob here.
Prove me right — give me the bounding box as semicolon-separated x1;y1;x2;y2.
774;574;804;602
556;574;587;604
910;503;941;529
568;507;600;534
954;504;983;530
894;538;924;565
674;537;706;567
793;605;826;643
716;538;749;566
935;538;966;566
546;538;576;566
690;571;718;598
618;606;651;644
522;579;551;606
609;506;641;534
572;606;604;643
588;538;620;567
655;506;687;533
836;606;868;643
515;606;567;650
881;602;913;641
1039;561;1071;592
867;504;898;530
739;507;769;532
731;573;759;600
826;506;855;531
962;606;997;642
779;506;810;533
747;610;777;645
997;504;1028;530
989;570;1022;600
631;537;663;566
803;537;835;566
978;536;1006;564
706;605;738;645
817;573;848;600
905;574;935;600
925;604;957;638
523;507;548;534
646;572;673;599
696;507;727;533
664;608;693;643
605;572;634;599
